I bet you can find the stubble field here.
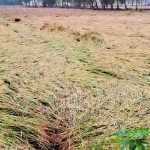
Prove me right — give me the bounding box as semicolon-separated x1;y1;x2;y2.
0;7;150;149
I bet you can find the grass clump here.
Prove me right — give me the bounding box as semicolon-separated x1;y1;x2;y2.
143;73;150;85
0;107;32;117
0;113;42;148
73;31;104;45
87;67;122;79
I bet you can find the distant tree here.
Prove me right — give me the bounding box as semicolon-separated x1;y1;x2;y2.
0;0;146;10
19;0;31;6
120;0;127;9
42;0;56;7
0;0;19;5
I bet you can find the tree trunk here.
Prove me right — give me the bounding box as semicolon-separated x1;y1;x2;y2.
111;3;113;9
136;0;138;10
116;0;119;9
124;0;127;9
95;0;98;9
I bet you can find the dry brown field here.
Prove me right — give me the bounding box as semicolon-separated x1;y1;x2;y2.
0;6;150;149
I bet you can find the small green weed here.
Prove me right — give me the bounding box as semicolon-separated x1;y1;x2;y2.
112;128;150;150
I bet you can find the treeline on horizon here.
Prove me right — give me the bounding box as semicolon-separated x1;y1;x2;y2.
0;0;150;10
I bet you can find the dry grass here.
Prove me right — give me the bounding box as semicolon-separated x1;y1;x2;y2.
0;7;150;149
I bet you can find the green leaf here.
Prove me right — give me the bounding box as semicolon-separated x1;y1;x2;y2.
135;143;145;150
112;128;150;150
113;128;150;140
